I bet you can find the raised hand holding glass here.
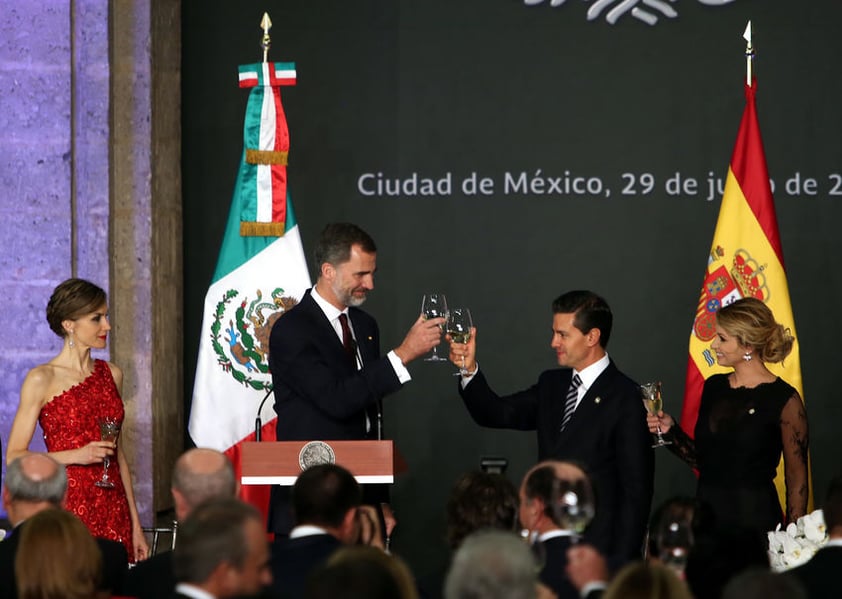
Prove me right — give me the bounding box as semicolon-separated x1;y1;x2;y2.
446;307;473;375
421;293;448;362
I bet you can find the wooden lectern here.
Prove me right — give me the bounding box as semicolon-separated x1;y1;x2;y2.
240;440;395;486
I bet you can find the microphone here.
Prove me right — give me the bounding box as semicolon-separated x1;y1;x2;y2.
254;385;274;442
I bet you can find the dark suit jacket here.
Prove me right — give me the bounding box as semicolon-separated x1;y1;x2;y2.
0;523;128;599
270;533;342;598
124;549;174;599
460;361;654;562
787;544;842;599
267;289;403;532
539;535;578;599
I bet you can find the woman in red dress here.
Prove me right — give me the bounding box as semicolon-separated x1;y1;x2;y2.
6;278;148;562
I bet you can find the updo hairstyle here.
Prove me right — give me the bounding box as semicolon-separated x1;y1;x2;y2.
45;278;107;338
715;297;794;364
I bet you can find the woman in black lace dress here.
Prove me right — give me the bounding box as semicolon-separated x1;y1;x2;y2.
647;298;809;535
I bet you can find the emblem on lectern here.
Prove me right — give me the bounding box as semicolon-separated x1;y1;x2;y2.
298;441;336;470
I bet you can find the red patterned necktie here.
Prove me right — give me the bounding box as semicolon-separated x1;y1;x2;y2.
338;313;356;366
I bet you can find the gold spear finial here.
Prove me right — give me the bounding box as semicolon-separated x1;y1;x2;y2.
743;20;753;86
260;12;272;63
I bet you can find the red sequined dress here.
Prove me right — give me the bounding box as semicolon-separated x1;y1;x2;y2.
39;359;133;558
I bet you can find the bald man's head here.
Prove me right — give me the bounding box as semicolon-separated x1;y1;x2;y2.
3;454;67;525
519;460;590;533
171;448;237;520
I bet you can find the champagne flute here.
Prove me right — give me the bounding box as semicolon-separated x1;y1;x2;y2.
656;516;694;578
446;307;473;375
95;416;120;489
640;381;671;448
421;293;448;362
551;476;595;543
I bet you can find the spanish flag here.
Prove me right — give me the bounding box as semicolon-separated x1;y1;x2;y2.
680;80;809;512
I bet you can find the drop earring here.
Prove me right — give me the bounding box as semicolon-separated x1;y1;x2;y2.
68;331;75;348
743;352;752;362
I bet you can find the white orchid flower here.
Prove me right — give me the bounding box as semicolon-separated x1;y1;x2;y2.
801;509;827;543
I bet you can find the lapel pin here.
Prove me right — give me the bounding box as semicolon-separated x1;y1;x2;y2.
748;408;756;415
594;396;601;404
367;336;373;341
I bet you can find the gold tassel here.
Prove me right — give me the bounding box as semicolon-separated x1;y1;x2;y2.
245;149;288;165
240;221;286;237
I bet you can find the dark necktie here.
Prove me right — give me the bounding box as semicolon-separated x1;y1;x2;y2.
338;313;356;366
560;373;582;432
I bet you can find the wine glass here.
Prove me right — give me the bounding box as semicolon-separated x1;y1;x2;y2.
95;416;120;489
551;476;595;543
656;516;694;578
640;381;672;448
421;293;448;362
446;307;473;375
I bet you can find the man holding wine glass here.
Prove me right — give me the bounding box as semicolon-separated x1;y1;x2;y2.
519;460;599;599
268;222;446;537
447;290;653;565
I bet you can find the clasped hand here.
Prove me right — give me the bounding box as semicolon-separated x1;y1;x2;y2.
447;326;478;374
78;440;116;465
646;411;674;434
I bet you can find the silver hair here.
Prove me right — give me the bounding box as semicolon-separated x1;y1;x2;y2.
5;455;67;505
444;529;537;599
171;450;237;509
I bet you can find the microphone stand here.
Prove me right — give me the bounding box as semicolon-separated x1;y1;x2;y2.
254;385;274;442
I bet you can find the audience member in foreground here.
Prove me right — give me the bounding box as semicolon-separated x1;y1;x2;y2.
449;290;654;562
305;545;418;599
445;470;519;549
787;473;842;599
0;454;127;599
519;460;593;599
722;569;806;599
271;463;372;598
444;529;541;599
173;498;272;599
684;526;769;599
125;447;238;599
602;562;692;599
566;544;610;599
15;508;103;599
416;470;520;598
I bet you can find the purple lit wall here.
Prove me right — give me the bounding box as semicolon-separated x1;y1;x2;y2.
0;0;110;508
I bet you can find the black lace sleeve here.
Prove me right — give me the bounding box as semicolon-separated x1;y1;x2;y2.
665;422;698;470
780;391;809;523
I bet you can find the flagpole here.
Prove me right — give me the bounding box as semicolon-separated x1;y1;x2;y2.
743;20;753;86
260;12;272;63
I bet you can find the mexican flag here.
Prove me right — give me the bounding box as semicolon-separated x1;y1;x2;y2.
189;61;311;518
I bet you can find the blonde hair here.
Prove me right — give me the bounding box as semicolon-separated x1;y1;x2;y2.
604;562;692;599
716;298;794;363
15;509;102;599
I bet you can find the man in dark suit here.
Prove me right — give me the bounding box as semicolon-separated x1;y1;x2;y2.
519;461;598;599
124;448;238;599
270;463;366;598
268;222;445;534
787;474;842;599
173;498;272;599
448;290;654;564
0;454;128;599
